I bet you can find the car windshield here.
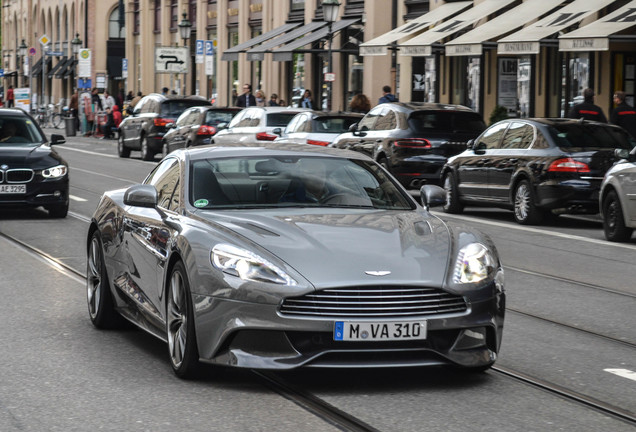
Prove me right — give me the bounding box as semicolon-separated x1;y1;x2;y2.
0;117;45;146
408;111;486;134
547;123;634;150
266;113;298;127
205;110;237;126
314;117;360;133
161;100;210;118
189;155;415;210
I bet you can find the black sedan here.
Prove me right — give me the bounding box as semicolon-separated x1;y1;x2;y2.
442;118;635;224
0;108;69;218
87;142;505;378
162;106;241;153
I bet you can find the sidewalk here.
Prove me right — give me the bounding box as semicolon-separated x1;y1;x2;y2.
40;125;117;145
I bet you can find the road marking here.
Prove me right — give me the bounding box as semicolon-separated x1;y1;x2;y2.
59;145;120;159
71;166;139;183
604;369;636;382
431;211;636;251
69;194;87;202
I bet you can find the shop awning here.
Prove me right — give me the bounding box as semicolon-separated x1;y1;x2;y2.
221;22;302;61
445;0;567;56
399;0;516;56
498;0;616;55
62;58;77;78
55;57;74;78
559;0;636;52
359;1;471;56
30;58;43;76
243;21;327;62
32;58;52;78
272;18;360;62
48;57;68;78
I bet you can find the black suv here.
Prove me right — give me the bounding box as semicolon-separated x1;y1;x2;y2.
330;102;486;188
118;93;211;160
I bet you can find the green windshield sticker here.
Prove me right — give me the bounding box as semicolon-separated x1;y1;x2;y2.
194;199;209;208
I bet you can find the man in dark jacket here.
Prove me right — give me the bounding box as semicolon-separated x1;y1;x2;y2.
378;85;398;105
610;91;636;139
236;84;256;107
567;88;607;122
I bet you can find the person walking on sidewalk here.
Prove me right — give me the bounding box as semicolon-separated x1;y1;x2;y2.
567;88;607;122
610;91;636;139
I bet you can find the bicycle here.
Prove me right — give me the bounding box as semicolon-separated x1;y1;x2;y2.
33;102;64;129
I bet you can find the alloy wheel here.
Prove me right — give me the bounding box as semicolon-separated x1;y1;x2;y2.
167;269;188;369
514;183;531;222
87;236;103;320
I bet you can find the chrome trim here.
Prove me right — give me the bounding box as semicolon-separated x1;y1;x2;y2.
6;169;35;183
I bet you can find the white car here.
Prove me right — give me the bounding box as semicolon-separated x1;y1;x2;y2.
599;147;636;242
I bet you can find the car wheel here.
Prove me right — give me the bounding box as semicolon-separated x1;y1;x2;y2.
166;260;200;379
442;172;463;214
87;231;122;328
513;180;542;225
118;135;130;158
603;190;633;242
140;136;154;161
47;201;68;218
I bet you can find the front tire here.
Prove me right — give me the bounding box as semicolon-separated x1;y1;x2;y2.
442;172;463;214
118;135;130;158
513;180;542;225
166;261;200;379
603;190;633;242
140;136;154;161
47;201;68;218
87;231;122;328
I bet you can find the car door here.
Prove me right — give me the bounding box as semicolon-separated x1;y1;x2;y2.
345;106;384;156
123;98;146;147
166;109;193;152
455;121;508;200
620;155;636;222
122;157;181;324
488;122;535;202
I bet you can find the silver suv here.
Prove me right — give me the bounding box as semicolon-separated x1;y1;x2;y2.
600;147;636;242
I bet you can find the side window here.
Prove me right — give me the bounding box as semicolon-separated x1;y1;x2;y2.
501;122;534;149
141;100;156;114
228;111;245;128
358;107;381;131
373;109;397;131
476;122;508;150
297;116;312;132
249;110;263;127
176;109;193;127
285;115;301;133
237;109;255;127
144;158;180;210
133;98;146;114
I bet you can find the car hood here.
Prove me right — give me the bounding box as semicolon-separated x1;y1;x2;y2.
198;209;452;287
0;144;62;169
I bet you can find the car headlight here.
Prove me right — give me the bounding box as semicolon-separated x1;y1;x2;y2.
211;244;297;286
453;243;497;284
41;165;68;179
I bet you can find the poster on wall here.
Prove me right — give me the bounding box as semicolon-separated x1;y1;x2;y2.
498;58;518;117
14;88;31;111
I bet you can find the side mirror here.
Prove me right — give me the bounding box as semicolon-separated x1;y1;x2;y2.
273;127;282;136
466;139;474;149
348;123;358;133
217;122;228;131
124;184;158;208
420;185;446;210
50;134;66;145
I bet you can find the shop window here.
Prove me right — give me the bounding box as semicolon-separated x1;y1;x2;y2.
518;57;531;118
614;53;635;107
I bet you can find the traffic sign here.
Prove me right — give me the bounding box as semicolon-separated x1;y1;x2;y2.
155;47;189;74
122;58;128;79
205;40;214;56
45;51;64;56
325;72;336;82
29;48;36;56
39;35;50;46
195;40;204;64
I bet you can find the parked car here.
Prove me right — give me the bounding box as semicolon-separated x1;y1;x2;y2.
442;118;635;225
600;147;636;242
162;106;241;153
274;110;364;146
117;93;211;161
212;106;310;145
330;102;486;189
86;142;505;378
0;108;68;217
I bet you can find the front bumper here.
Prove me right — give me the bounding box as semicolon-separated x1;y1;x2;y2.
536;179;601;214
191;288;505;370
0;177;69;208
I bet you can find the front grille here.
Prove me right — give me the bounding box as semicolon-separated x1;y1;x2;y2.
280;286;468;318
6;169;34;183
0;171;3;182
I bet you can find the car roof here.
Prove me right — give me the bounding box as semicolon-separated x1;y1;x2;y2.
496;117;621;127
379;102;479;113
244;106;312;113
142;93;210;103
304;111;365;119
0;107;33;118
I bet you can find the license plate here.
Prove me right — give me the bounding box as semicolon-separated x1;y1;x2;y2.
334;321;427;341
0;184;26;194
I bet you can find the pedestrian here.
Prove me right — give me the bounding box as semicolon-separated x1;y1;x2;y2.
567;88;607;122
236;83;256;107
349;93;371;113
301;89;313;109
91;87;103;111
100;106;115;139
268;93;280;106
6;85;14;108
610;91;636;139
255;89;266;107
278;99;286;107
125;91;134;103
112;105;122;129
378;85;398;105
102;90;116;110
231;89;238;106
69;89;79;129
162;87;169;96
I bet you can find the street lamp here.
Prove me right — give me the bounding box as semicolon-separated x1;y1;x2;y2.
322;0;340;111
71;34;83;132
178;11;192;96
18;39;27;87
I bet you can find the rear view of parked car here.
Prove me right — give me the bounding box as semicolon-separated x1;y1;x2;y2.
274;111;364;146
118;93;211;160
212;106;311;145
162;106;241;153
442;118;635;225
600;147;636;242
330;102;486;189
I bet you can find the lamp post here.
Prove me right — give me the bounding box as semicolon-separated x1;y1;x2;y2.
71;34;82;132
18;39;27;88
178;11;192;96
322;0;340;111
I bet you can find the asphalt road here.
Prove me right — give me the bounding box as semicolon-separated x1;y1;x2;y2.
0;130;634;431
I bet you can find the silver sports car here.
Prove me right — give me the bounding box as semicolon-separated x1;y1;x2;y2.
87;142;505;378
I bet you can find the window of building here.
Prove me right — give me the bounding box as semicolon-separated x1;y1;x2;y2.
170;0;178;31
154;1;161;33
133;0;140;34
109;7;126;39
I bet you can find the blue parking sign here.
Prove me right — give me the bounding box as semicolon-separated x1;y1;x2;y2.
205;40;214;56
196;40;204;56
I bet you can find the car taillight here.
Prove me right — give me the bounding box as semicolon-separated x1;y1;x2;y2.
197;125;217;135
307;139;329;146
154;117;171;127
547;158;590;173
256;132;278;141
394;138;432;148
